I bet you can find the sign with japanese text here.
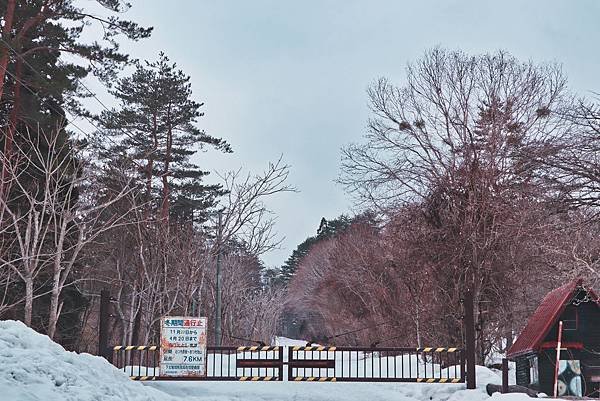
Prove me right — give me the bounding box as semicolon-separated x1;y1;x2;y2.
160;316;207;377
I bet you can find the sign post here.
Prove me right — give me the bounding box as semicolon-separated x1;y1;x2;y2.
553;320;564;398
160;316;208;377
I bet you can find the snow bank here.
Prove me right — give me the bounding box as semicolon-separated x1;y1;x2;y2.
0;320;175;401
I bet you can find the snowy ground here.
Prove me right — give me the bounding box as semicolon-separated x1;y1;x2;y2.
0;320;557;401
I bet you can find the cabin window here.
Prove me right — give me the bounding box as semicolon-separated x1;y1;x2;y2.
562;307;578;331
528;356;539;386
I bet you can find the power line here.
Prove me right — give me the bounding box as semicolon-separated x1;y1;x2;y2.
324;319;399;343
0;57;146;171
0;36;147;146
0;36;150;170
0;63;93;140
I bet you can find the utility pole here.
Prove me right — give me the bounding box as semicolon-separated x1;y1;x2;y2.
98;289;111;362
215;210;223;346
464;290;476;390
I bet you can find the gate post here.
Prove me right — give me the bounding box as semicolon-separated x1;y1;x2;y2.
288;346;294;381
99;289;112;362
278;347;284;381
464;290;476;389
501;358;509;393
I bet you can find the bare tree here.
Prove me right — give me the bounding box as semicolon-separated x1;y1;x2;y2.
544;96;600;209
0;126;139;339
340;49;569;207
216;156;295;256
335;48;579;362
80;156;294;347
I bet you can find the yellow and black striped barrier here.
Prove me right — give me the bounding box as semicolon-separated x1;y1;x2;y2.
416;378;462;383
415;347;458;353
236;346;280;352
293;377;337;382
238;376;278;381
111;344;463;384
113;345;158;351
129;376;156;381
291;346;337;352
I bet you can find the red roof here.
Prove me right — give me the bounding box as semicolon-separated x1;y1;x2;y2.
507;278;595;358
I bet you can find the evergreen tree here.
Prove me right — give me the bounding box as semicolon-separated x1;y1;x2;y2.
0;0;150;341
0;0;151;182
99;53;232;223
278;215;353;284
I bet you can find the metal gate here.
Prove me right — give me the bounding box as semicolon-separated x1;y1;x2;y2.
112;345;284;381
112;344;463;383
100;291;476;387
288;346;464;383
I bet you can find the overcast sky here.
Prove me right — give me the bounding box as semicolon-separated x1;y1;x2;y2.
102;0;599;267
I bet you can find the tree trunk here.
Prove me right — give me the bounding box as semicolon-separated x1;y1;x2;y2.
506;330;514;350
161;109;173;222
415;304;422;349
47;266;62;340
131;309;142;345
127;288;136;344
145;111;158;219
0;0;16;103
1;57;22;201
47;219;68;340
23;275;33;326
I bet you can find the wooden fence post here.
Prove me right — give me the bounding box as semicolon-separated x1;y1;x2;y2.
464;290;476;389
502;358;509;393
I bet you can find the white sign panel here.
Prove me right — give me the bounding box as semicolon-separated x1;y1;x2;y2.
160;316;207;377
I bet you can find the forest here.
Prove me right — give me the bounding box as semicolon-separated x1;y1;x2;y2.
2;0;600;368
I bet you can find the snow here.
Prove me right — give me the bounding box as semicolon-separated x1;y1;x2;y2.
0;320;566;401
0;320;174;401
275;336;312;347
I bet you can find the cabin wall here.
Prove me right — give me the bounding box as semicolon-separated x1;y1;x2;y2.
540;298;600;397
515;357;530;387
544;301;600;346
579;302;600;400
538;352;555;396
539;350;585;396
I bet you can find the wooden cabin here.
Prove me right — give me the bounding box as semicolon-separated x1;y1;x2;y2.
507;279;600;397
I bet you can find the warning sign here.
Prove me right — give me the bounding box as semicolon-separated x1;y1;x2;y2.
160;316;207;377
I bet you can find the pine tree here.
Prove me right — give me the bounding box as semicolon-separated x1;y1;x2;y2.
278;215;353;284
0;0;151;190
0;0;150;341
99;53;232;224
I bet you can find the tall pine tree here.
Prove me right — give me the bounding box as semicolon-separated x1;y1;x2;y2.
99;53;232;224
0;0;150;341
0;0;151;194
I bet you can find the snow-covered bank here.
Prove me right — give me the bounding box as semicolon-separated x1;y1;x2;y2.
0;320;175;401
0;320;559;400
